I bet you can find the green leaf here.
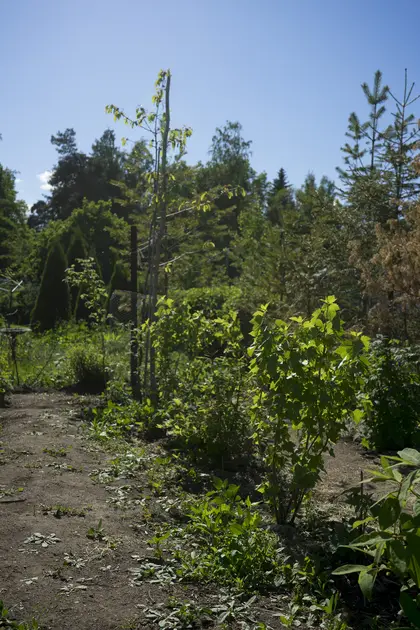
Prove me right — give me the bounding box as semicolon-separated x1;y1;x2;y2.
407;533;420;587
358;570;375;601
400;591;420;628
389;539;408;576
213;477;224;490
229;523;244;536
353;516;375;529
380;455;391;470
353;409;364;424
400;471;418;505
378;496;401;530
398;449;420;467
351;531;394;547
332;564;369;575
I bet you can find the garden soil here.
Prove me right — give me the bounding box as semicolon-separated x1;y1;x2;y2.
0;393;379;629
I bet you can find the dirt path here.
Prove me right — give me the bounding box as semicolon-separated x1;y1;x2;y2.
0;393;156;630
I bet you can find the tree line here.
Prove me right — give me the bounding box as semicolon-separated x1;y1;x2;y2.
2;68;420;339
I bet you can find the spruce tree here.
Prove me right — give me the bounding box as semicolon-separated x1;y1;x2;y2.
267;168;294;225
31;241;71;331
271;168;289;196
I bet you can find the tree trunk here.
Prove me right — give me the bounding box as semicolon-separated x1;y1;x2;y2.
149;72;171;403
130;224;141;400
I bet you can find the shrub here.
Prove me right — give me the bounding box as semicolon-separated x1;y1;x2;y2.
160;355;250;466
362;338;420;451
68;345;106;392
151;299;250;466
249;296;369;525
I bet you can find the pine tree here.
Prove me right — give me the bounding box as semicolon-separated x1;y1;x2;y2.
362;70;389;171
382;69;420;208
31;241;71;331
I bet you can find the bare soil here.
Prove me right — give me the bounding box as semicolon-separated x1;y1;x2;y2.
0;393;380;629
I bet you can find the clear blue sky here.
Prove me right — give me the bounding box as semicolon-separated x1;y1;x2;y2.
1;0;420;207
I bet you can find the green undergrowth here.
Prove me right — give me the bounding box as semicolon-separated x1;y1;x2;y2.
87;415;353;628
0;601;39;629
0;323;128;391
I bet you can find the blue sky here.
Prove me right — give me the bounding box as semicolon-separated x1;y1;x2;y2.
1;0;420;207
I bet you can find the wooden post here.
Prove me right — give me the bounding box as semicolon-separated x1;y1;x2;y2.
130;225;140;400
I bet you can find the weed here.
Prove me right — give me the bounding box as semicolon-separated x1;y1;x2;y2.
24;532;61;547
129;558;179;586
45;462;80;473
86;519;105;541
147;530;171;559
0;486;24;499
41;504;91;518
88;400;143;441
107;449;147;478
333;447;420;624
63;552;86;569
42;446;68;457
172;478;284;592
139;598;212;629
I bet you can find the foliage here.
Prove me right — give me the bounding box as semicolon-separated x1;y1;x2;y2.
172;285;242;318
0;600;39;629
66;227;89;318
88;399;147;441
140;598;212;629
0;341;12;395
151;298;250;465
361;198;420;339
12;323;127;390
0;166;29;273
66;257;109;385
176;478;283;592
362;338;420;450
86;519;105;541
333;448;420;628
68;344;106;392
249;296;369;524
